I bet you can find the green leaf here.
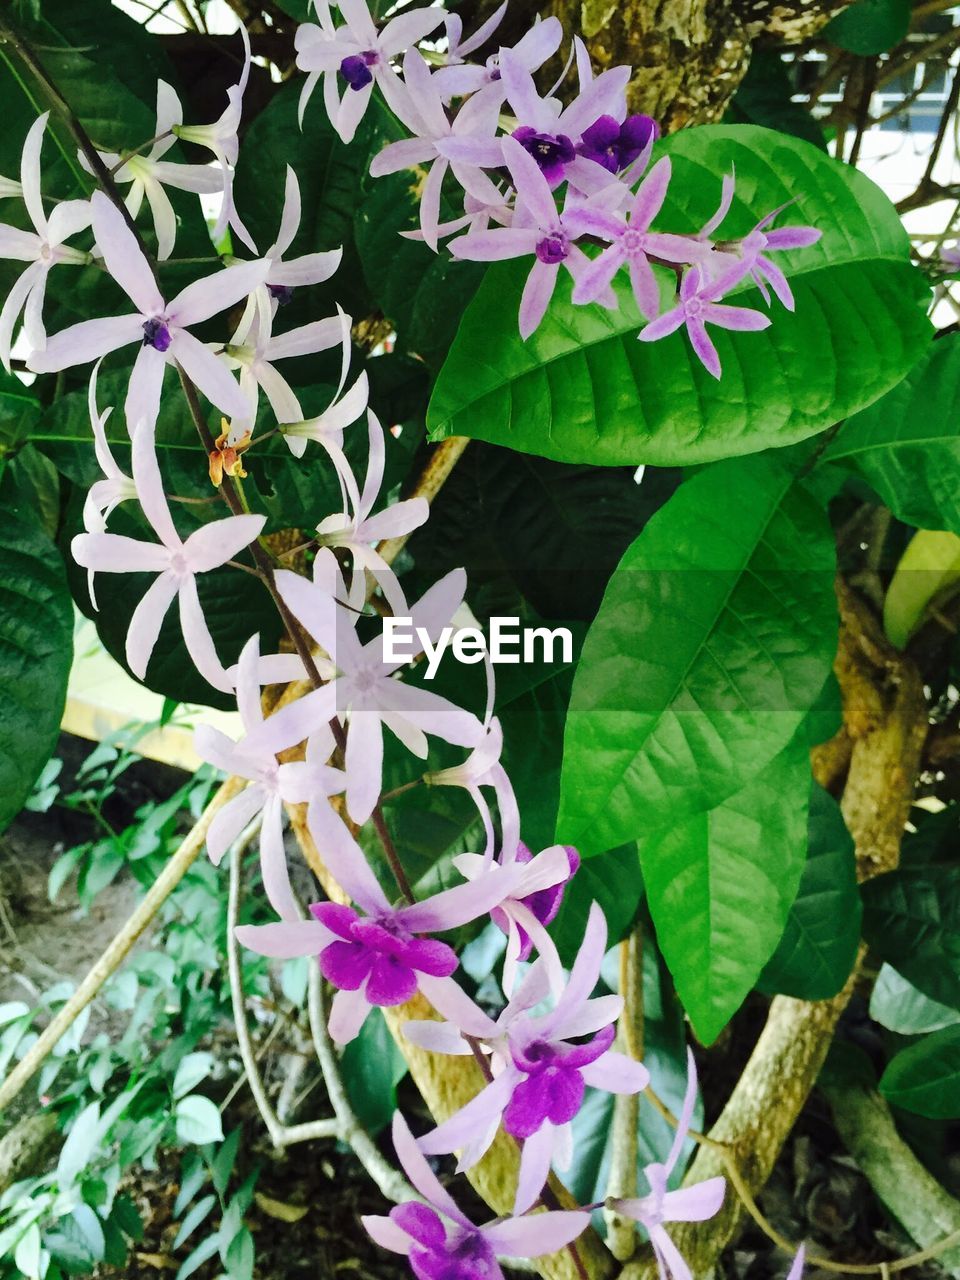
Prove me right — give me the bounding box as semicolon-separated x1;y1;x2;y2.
14;1223;42;1279
341;1009;408;1135
823;338;960;534
57;1101;101;1185
862;863;960;1009
639;735;811;1044
173;1052;215;1101
557;452;837;853
758;783;861;999
870;964;960;1035
174;1096;224;1146
427;125;930;465
172;1195;217;1251
824;0;911;54
0;471;73;835
0;368;41;459
879;1025;960;1118
175;1232;221;1280
882;530;960;649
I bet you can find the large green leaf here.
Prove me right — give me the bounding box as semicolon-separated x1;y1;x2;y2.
870;965;960;1036
557;452;837;854
823;337;960;534
639;735;810;1044
341;1009;408;1135
879;1025;960;1119
427;125;930;465
758;784;861;999
0;469;73;834
863;862;960;1010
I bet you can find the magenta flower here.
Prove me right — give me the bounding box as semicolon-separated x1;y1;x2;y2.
314;410;429;610
369;49;504;251
433;15;562;102
29;192;267;431
363;1113;590;1280
82;82;224;260
252;558;484;824
0;113;91;371
608;1048;726;1280
413;904;649;1214
71;414;265;692
566;157;697;319
450;136;591;339
295;0;443;143
638;264;768;379
236;830;519;1043
194;636;343;920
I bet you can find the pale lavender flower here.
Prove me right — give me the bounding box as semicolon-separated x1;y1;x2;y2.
449;136;592;339
453;842;578;994
442;0;508;68
399;188;514;246
369;49;504;251
232;165;342;340
424;660;519;865
82;360;137;540
566;157;697;319
363;1112;590;1280
433;15;562;102
412;904;649;1214
221;302;349;429
942;244;960;272
295;0;443;143
80;81;224;260
173;25;256;251
0;175;21;200
438;49;630;192
70;414;265;692
608;1048;726;1280
0;113;91;370
733;207;822;311
249;555;484;824
29;192;267;431
314;410;429;610
638;264;768;379
236;833;519;1043
785;1247;806;1280
194;636;343;919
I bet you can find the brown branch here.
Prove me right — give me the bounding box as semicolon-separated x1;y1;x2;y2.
619;576;929;1280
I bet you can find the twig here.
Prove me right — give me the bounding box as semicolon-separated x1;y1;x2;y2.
225;816;339;1150
604;928;643;1260
0;776;245;1114
305;961;414;1203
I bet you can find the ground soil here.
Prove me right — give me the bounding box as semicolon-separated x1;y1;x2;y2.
1;734;959;1279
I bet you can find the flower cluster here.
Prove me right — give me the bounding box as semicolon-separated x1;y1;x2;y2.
294;0;822;372
0;9;818;1279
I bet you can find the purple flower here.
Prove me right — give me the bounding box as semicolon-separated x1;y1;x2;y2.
449;136;591;339
236;832;520;1043
436;48;630;195
363;1113;590;1280
577;113;659;173
512;127;576;187
295;0;443;143
565;156;697;320
412;904;649;1214
638;264;769;379
29;192;267;431
493;843;580;956
70;415;265;692
735;206;822;311
608;1048;726;1280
